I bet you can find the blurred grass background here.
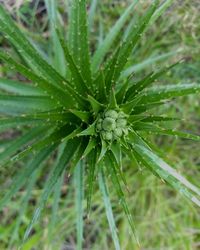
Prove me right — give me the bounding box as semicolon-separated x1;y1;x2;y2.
0;0;200;249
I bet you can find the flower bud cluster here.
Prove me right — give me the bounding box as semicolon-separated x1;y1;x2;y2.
96;110;129;141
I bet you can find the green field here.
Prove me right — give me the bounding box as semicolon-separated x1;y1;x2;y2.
0;1;200;249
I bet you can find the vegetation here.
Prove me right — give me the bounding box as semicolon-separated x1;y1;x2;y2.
0;0;199;249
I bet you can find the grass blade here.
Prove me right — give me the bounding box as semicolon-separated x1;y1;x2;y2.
150;0;174;25
121;50;181;77
48;174;64;244
0;126;50;164
9;169;39;247
23;138;80;241
104;0;159;86
44;0;66;75
88;0;98;32
75;160;84;250
0;145;55;210
98;169;121;250
92;0;139;73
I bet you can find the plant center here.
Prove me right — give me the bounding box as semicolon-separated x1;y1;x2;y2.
96;109;129;141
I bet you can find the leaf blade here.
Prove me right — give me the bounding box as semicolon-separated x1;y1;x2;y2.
98;169;121;250
92;0;139;73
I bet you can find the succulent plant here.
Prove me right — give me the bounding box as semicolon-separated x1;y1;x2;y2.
0;0;200;249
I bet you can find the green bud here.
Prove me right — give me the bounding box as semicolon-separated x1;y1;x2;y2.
118;111;127;119
116;118;127;128
102;117;116;131
97;110;129;141
102;131;113;141
113;128;123;137
104;110;118;119
96;118;103;131
96;122;102;131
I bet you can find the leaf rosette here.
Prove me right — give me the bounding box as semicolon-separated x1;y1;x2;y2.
0;0;200;249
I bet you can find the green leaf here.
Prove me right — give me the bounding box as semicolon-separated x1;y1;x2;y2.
86;149;98;214
75;160;84;250
92;0;139;73
150;0;174;25
104;47;121;93
48;173;64;244
82;137;97;158
128;115;148;123
0;50;76;109
121;50;181;77
133;144;200;207
20;109;80;123
0;126;50;164
125;62;180;101
44;0;66;75
0;117;46;132
88;95;104;114
69;109;91;123
69;0;92;86
94;71;108;103
108;88;118;109
78;121;96;136
88;0;98;32
133;122;200;141
0;110;80;132
60;127;83;144
56;30;92;94
140;116;180;123
127;129;151;149
68;0;78;53
109;148;129;192
0;145;55;210
110;143;122;167
120;96;141;114
116;78;129;104
69;138;89;175
140;84;200;104
128;114;179;124
132;101;166;115
104;0;159;84
98;169;121;250
7;125;76;165
0;5;68;89
0;95;57;115
98;139;108;163
0;78;45;96
23;138;80;241
105;152;139;245
9;169;39;247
